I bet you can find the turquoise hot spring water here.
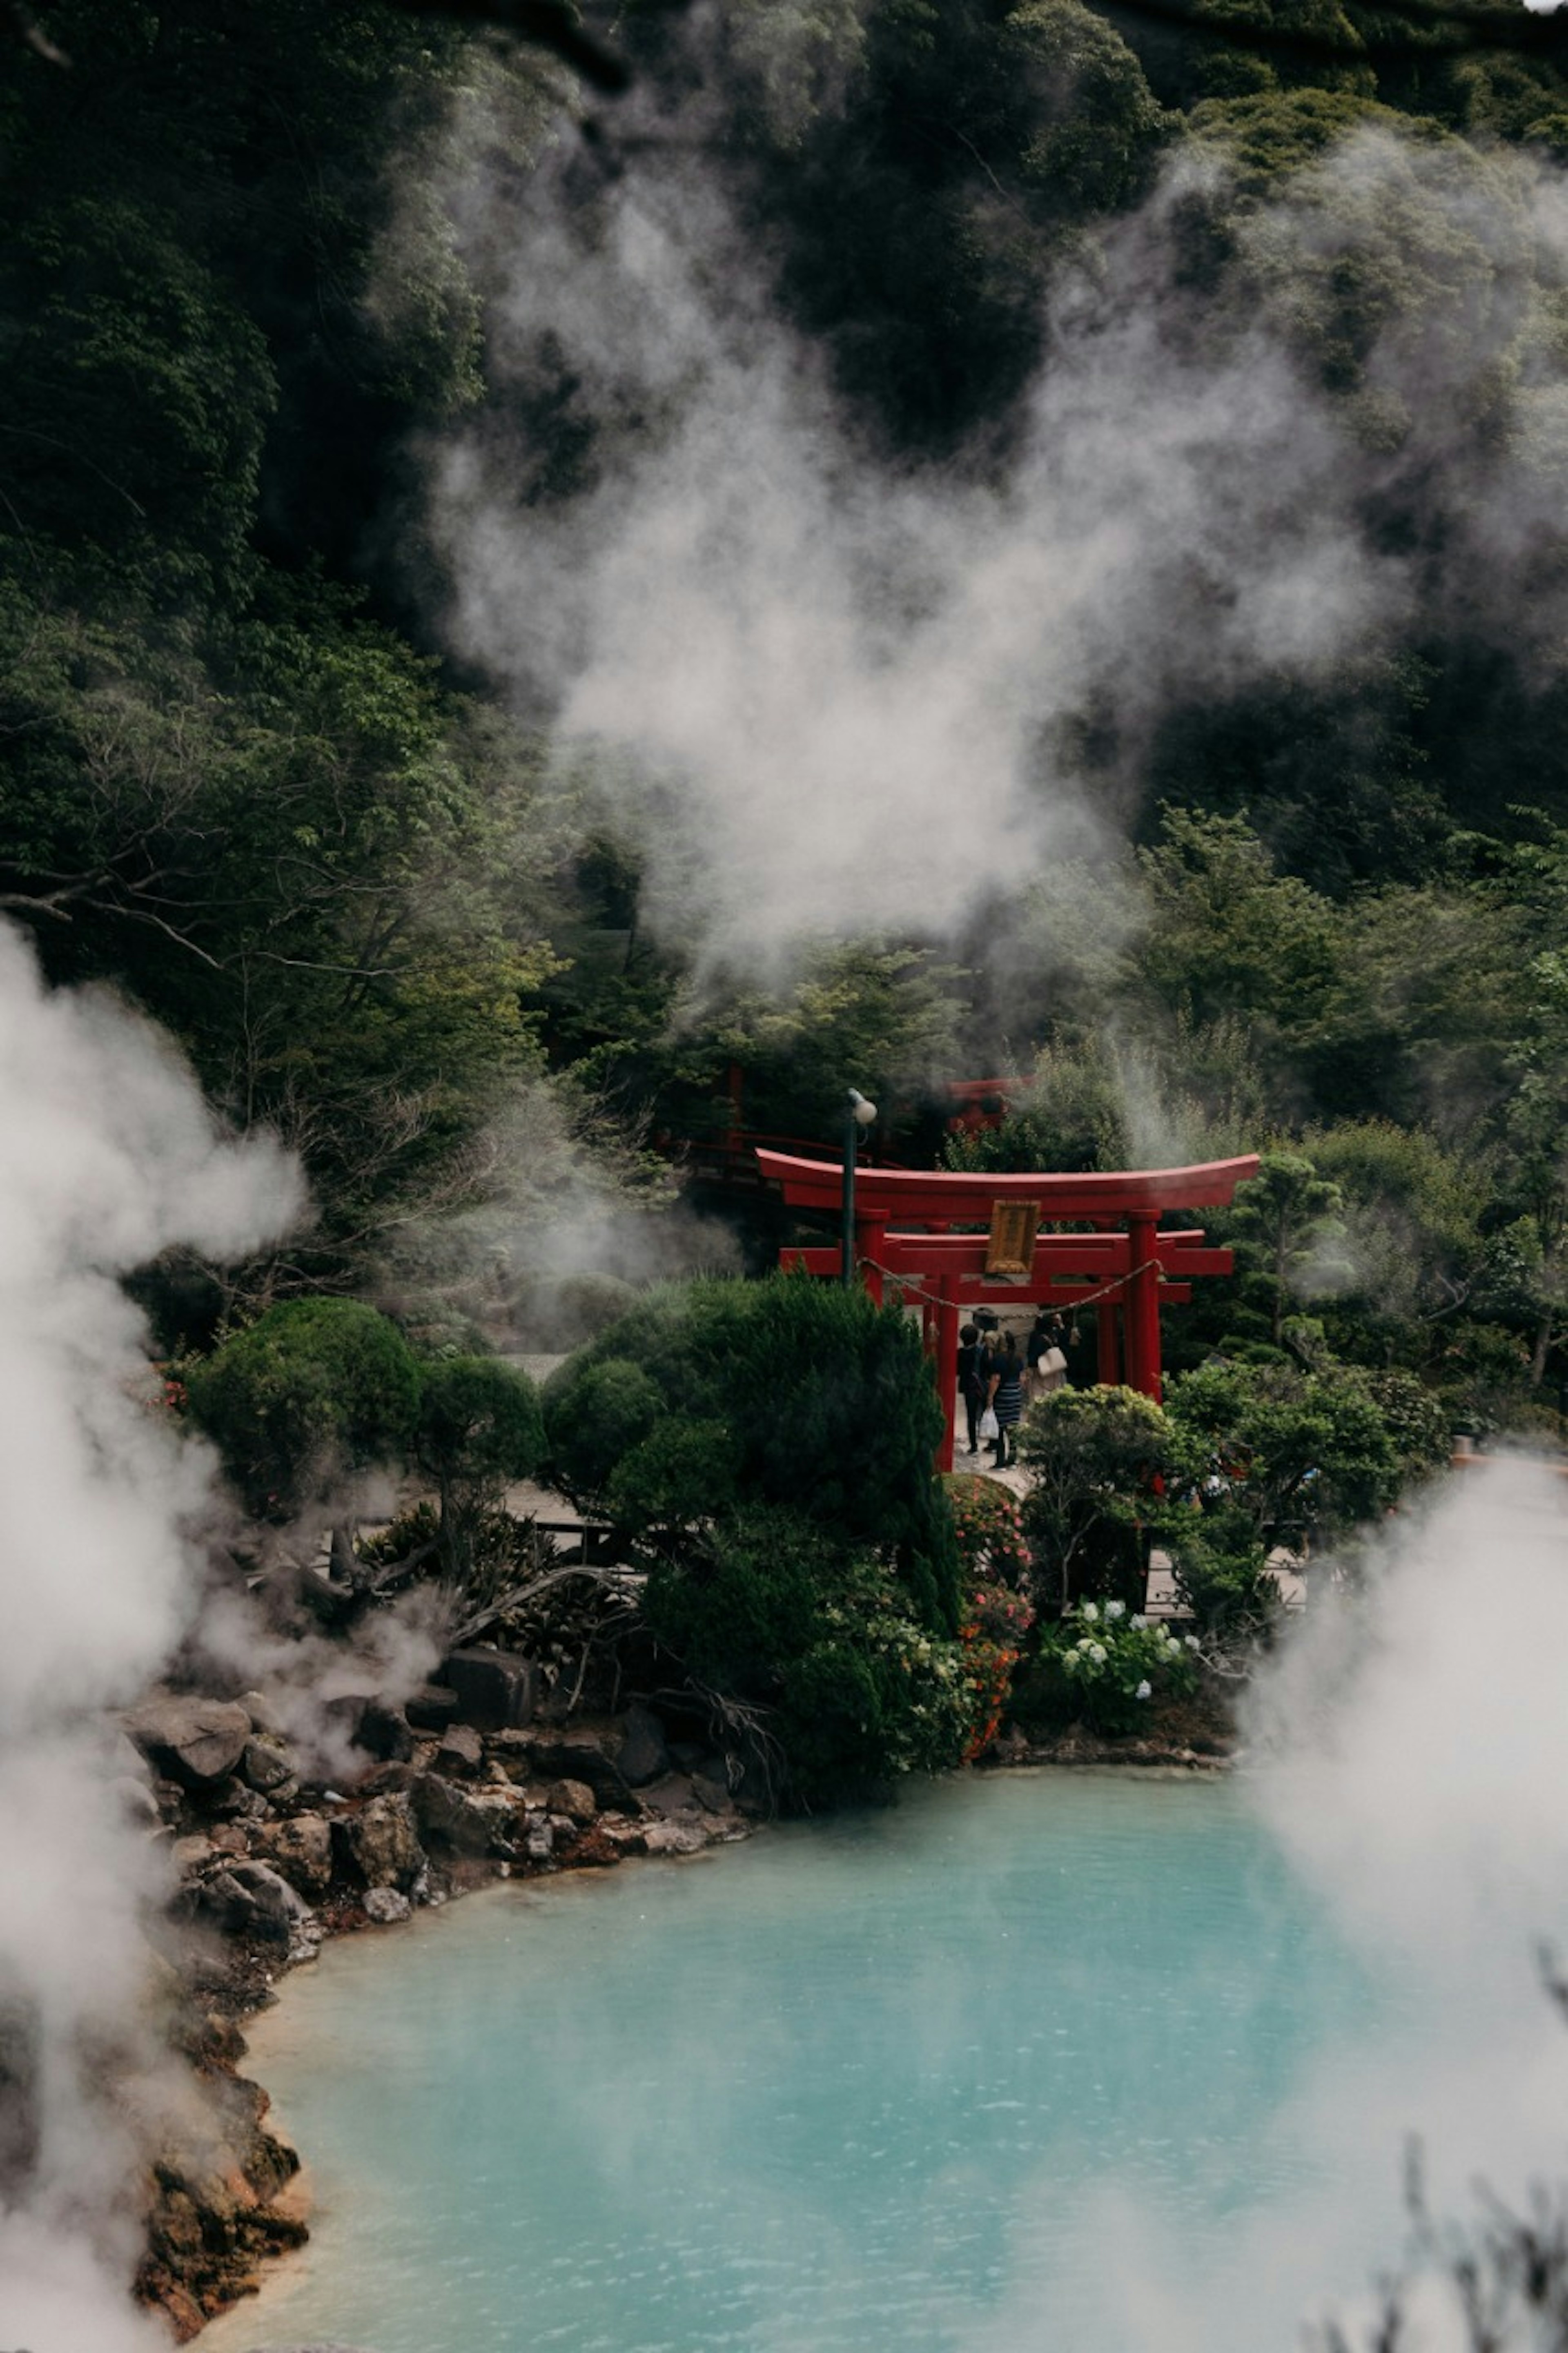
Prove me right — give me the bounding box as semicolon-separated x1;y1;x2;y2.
199;1765;1455;2353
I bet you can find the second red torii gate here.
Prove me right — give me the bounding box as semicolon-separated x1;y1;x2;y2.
755;1150;1259;1472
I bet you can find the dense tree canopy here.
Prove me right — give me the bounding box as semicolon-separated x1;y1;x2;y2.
6;0;1568;1421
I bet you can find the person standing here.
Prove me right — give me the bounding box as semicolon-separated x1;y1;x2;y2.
956;1322;984;1455
986;1331;1027;1469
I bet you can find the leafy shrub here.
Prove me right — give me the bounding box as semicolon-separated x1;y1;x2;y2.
1158;1501;1282;1641
1020;1601;1200;1738
1017;1385;1174;1611
414;1353;543;1575
186;1298;421;1518
544;1275;960;1637
642;1505;971;1805
1164;1356;1401;1541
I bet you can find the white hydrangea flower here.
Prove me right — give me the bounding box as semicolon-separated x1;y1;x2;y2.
1089;1643;1107;1665
1184;1634;1201;1651
1135;1679;1152;1700
1130;1613;1147;1629
1105;1600;1126;1621
1080;1600;1099;1623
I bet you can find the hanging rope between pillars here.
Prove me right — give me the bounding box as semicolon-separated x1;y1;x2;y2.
857;1257;1165;1321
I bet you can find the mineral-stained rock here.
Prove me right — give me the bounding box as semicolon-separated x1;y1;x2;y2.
616;1703;673;1788
137;2069;307;2342
544;1778;597;1825
362;1886;412;1925
442;1646;536;1732
410;1772;521;1856
434;1723;484;1777
259;1814;334;1901
599;1816;649;1856
125;1696;252;1789
332;1792;424;1891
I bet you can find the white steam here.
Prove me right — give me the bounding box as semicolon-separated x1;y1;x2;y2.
962;1459;1568;2352
423;105;1568;977
0;921;303;2349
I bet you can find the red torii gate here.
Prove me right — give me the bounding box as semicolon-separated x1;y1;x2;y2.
755;1150;1259;1472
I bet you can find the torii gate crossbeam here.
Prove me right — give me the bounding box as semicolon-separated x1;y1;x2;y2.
755;1149;1259;1472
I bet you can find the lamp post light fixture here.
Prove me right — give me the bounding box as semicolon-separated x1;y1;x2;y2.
841;1087;878;1286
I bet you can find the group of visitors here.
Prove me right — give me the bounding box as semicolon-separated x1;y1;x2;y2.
956;1314;1071;1468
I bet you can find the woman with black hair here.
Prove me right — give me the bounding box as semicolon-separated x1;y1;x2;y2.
985;1331;1027;1469
956;1322;984;1455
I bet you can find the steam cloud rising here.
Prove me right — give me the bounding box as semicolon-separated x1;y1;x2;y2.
423;81;1568;978
959;1461;1568;2352
0;921;302;2350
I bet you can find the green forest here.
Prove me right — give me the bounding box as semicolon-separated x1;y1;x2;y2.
8;0;1568;1434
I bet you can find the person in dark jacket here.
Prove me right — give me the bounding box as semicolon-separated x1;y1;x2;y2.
985;1331;1027;1469
956;1323;984;1454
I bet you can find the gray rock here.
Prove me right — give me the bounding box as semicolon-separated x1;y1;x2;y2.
691;1773;733;1816
107;1730;152;1783
356;1698;415;1763
172;1834;218;1878
544;1778;597;1825
434;1723;484;1776
240;1736;296;1794
404;1682;460;1733
410;1773;521;1857
123;1695;252;1788
362;1886;412;1925
211;1780;268;1821
198;1862;312;1947
238;1687;284;1734
616;1703;673;1788
528;1735;630;1809
112;1775;162;1829
260;1814;334;1900
443;1647;536;1732
643;1818;709;1856
639;1773;697;1818
332;1792;425;1891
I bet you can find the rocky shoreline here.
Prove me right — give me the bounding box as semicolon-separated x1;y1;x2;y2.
122;1675;760;2342
123;1672;1234;2344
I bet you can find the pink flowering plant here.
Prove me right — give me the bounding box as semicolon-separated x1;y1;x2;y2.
944;1475;1032;1587
943;1475;1035;1757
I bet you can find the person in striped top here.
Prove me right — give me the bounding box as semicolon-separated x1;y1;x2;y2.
984;1331;1027;1469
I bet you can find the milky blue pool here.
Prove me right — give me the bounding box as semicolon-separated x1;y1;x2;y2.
206;1769;1411;2353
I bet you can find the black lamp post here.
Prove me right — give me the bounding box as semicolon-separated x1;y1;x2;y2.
841;1087;878;1286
